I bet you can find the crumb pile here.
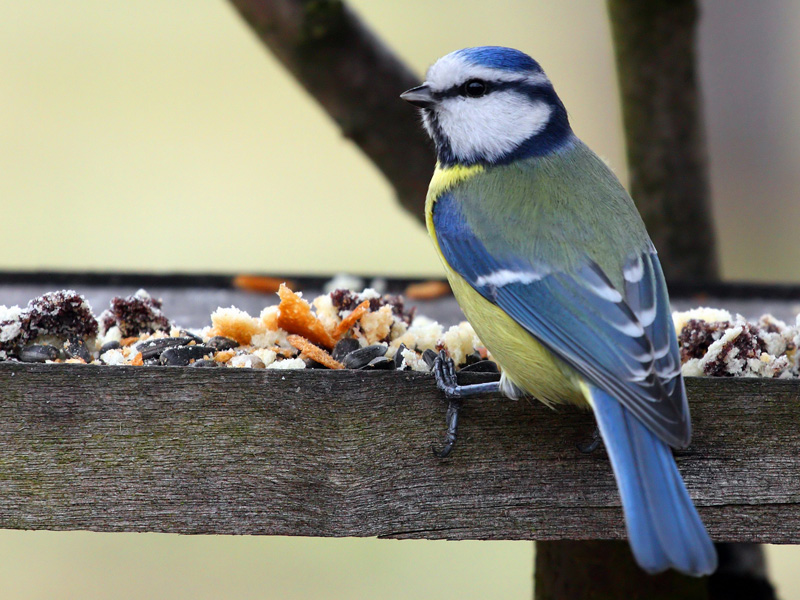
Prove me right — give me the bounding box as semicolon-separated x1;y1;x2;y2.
2;289;799;379
673;307;800;378
0;285;492;373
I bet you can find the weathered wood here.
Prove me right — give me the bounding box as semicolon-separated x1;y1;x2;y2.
0;363;798;541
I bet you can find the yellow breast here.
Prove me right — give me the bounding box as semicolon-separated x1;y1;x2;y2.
425;162;485;242
446;270;586;407
426;163;587;408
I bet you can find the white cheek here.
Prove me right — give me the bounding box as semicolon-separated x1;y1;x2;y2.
421;111;434;139
438;93;553;163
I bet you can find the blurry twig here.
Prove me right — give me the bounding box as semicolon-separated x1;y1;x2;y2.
227;0;434;224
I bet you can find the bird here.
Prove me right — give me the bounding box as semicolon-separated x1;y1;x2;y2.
400;46;717;576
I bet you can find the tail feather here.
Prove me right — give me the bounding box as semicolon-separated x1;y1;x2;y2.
590;386;717;576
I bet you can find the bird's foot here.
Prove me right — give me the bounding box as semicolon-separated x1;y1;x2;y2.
432;351;500;458
432;397;462;458
433;350;501;399
433;349;458;396
577;426;603;454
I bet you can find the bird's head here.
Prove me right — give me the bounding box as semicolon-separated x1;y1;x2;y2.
401;47;572;167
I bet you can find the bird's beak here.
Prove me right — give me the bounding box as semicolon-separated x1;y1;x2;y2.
400;84;436;108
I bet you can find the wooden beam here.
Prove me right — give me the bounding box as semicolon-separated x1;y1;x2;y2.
0;363;798;541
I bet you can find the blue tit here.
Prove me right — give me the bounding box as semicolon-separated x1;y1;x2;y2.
401;46;717;576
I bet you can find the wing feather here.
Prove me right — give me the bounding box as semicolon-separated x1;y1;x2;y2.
435;193;690;447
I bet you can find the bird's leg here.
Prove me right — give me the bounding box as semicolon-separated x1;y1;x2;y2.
577;426;603;454
433;398;462;459
432;351;501;458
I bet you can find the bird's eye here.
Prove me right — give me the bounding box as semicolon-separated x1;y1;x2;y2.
463;79;487;98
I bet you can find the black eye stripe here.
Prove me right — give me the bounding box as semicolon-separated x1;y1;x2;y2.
432;80;538;100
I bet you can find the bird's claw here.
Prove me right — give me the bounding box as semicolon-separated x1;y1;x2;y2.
577;427;603;454
433;350;460;397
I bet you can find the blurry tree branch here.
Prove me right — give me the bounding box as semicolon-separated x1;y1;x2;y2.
227;0;434;224
607;0;720;281
228;0;722;281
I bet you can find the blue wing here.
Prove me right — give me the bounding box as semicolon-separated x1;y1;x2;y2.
434;192;690;448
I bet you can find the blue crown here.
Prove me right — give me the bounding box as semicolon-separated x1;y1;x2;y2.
455;46;543;74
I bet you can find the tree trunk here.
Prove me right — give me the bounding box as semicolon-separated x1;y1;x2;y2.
535;541;708;600
607;0;719;281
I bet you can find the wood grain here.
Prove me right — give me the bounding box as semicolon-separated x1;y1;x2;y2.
0;362;798;542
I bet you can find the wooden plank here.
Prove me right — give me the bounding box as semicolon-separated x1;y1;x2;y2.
0;362;799;542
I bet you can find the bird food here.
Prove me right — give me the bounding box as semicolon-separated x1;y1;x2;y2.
1;286;798;378
0;285;487;372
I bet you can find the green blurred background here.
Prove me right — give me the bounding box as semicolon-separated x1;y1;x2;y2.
1;1;799;597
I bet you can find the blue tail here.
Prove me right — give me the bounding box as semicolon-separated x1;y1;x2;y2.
590;387;717;576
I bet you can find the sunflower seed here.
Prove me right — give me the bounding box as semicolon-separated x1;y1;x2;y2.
394;344;408;369
332;337;360;362
207;336;239;351
459;360;499;373
20;344;59;363
342;344;387;369
361;356;394;370
422;349;438;369
99;340;121;354
139;337;193;360
191;359;219;368
159;345;214;366
65;337;91;362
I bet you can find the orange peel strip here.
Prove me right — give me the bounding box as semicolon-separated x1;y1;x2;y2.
276;284;336;349
333;300;370;339
130;352;144;366
287;334;344;370
404;280;451;300
234;275;293;294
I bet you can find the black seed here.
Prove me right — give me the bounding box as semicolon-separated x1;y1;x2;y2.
332;337;361;362
65;337;92;362
180;330;204;344
100;340;121;354
20;344;59;363
462;351;482;366
139;337;193;360
422;349;438;369
304;358;328;369
191;359;219;368
159;345;214;366
207;336;239;351
460;360;499;373
394;344;407;369
342;344;387;369
361;356;394;370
